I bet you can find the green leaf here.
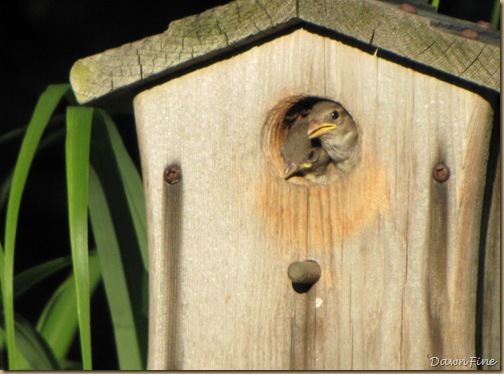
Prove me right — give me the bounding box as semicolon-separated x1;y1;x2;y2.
65;106;93;370
0;314;59;370
13;314;60;370
491;0;500;29
90;113;149;362
0;127;27;146
89;166;144;369
0;128;65;213
14;255;73;299
37;252;102;365
97;110;148;271
2;83;70;369
0;173;13;220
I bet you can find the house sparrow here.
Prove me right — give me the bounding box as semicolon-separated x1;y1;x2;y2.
307;101;359;174
281;115;331;180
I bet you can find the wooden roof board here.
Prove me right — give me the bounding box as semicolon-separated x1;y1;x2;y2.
70;0;500;107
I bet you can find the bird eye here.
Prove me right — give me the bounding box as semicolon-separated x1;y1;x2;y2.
307;150;317;162
331;110;341;119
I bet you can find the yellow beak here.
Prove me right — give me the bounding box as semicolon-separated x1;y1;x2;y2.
284;161;313;179
307;122;338;139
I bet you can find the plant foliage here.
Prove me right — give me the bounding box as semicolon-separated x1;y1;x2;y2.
0;85;148;369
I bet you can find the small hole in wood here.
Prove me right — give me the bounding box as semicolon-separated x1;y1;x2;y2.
291;283;314;294
262;95;360;185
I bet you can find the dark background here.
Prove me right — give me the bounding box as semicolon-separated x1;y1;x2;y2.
0;0;498;369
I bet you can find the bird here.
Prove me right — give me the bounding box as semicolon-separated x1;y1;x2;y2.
281;114;331;181
307;101;359;175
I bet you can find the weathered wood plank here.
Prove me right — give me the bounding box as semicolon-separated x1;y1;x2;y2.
300;0;500;89
134;29;496;369
71;0;297;105
481;155;500;370
71;0;499;107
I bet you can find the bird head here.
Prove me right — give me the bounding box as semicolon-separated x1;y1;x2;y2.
307;101;354;140
283;147;329;179
281;114;330;180
306;101;358;164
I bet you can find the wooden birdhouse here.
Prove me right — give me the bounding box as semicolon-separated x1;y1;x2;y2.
70;0;500;370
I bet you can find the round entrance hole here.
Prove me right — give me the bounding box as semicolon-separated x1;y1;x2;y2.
262;95;360;185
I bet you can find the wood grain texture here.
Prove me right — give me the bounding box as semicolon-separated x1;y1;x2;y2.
481;156;500;370
134;29;497;370
70;0;499;107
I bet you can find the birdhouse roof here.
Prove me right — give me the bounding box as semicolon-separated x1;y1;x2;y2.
70;0;500;109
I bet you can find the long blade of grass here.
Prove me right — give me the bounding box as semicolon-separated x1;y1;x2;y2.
1;83;70;369
37;252;101;365
0;113;65;147
88;166;143;369
13;313;60;370
490;0;500;29
90;114;149;362
0;128;66;213
65;106;93;370
0;241;5;303
97;110;148;271
0;127;27;145
13;255;73;299
0;173;14;214
0;314;59;370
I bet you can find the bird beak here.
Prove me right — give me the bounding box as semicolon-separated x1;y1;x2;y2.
307;121;338;139
283;161;312;179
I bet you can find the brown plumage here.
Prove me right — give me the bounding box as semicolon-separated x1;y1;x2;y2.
281;115;331;181
307;101;359;175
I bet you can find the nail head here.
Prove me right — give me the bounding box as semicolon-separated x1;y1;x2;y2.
164;165;182;184
432;162;450;183
476;20;492;29
460;29;479;39
399;3;418;14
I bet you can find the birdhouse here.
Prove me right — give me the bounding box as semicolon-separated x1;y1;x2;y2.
70;0;500;370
